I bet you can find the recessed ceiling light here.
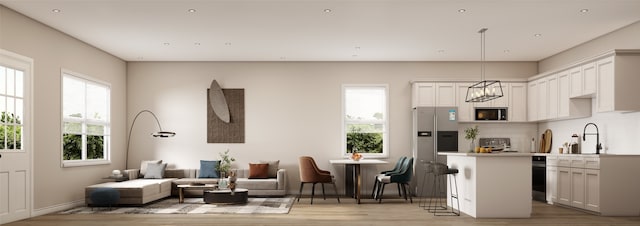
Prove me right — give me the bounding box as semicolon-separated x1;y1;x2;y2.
280;57;286;60
503;50;510;53
352;54;358;57
188;9;197;13
137;56;144;60
458;9;466;13
194;42;201;46
324;9;332;13
437;50;445;53
224;42;232;46
534;34;542;37
580;9;589;13
163;42;170;46
52;9;61;13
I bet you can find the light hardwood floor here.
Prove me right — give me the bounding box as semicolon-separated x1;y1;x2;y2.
5;197;640;226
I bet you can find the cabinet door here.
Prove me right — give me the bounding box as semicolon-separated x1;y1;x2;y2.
527;81;538;121
570;168;586;209
509;83;527;122
491;82;509;107
557;167;571;206
596;56;615;112
537;79;548;120
546;166;558;204
436;83;456;107
582;62;597;96
413;83;435;107
456;83;474;122
585;169;600;212
557;70;571;117
569;67;583;98
547;75;559;119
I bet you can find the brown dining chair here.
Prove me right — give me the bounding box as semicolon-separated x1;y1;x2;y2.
297;156;340;204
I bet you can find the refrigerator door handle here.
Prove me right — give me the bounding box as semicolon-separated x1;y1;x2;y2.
433;113;438;161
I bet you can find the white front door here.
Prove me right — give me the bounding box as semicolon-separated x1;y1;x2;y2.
0;50;32;224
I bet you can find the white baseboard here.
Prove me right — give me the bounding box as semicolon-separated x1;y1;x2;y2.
32;199;84;217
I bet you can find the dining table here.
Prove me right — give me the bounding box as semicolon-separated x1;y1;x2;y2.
329;159;389;204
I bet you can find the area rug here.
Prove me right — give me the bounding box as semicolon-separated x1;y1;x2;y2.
60;197;294;214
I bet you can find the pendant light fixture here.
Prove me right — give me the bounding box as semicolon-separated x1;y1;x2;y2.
466;28;503;102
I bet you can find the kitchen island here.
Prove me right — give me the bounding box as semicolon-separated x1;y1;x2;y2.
438;152;532;218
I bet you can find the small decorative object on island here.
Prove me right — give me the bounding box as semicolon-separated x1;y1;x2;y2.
228;171;237;194
464;125;479;152
216;149;236;178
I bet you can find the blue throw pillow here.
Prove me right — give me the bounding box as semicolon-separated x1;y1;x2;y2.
199;160;220;178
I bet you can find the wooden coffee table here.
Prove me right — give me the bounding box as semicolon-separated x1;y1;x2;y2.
177;184;217;203
204;188;248;204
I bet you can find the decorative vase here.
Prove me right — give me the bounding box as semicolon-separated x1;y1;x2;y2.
228;171;237;194
470;139;475;152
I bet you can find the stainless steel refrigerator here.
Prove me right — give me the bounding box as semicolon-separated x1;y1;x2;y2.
411;106;459;197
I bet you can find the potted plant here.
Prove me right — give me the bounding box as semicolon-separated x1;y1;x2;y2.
464;125;479;152
216;149;235;178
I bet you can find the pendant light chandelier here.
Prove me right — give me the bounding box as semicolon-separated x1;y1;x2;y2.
465;28;503;102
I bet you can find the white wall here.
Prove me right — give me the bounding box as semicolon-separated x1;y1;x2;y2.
538;21;640;155
0;6;127;210
127;61;537;194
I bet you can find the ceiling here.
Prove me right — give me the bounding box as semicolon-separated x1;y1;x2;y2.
2;0;640;62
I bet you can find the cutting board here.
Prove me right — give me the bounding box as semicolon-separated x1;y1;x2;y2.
539;129;553;153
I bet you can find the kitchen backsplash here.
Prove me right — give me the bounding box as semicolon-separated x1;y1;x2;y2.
458;123;538;152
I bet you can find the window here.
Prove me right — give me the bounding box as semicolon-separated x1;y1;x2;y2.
342;85;388;158
0;65;25;151
62;70;110;167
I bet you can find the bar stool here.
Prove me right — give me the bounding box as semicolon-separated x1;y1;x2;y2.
430;162;460;216
418;161;440;210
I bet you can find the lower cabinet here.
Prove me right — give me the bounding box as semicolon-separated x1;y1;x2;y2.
550;156;600;213
584;169;600;212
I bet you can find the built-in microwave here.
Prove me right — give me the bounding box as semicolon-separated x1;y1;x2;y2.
475;108;507;121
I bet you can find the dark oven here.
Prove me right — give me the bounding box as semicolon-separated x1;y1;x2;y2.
532;156;546;202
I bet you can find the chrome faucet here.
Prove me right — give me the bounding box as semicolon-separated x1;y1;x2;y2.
582;123;602;154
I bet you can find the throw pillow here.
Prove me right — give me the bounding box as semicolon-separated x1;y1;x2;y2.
140;160;162;178
144;162;167;179
199;160;221;178
248;163;269;179
259;160;280;178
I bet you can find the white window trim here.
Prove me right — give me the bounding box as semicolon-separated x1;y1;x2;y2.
61;69;111;167
341;84;389;159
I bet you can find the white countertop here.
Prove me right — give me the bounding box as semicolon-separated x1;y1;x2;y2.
329;159;389;164
532;153;640;157
439;152;533;157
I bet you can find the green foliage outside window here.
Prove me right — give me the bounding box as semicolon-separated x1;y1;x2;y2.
346;126;383;154
0;112;22;150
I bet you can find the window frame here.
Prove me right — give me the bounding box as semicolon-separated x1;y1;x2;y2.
341;84;389;158
61;69;111;167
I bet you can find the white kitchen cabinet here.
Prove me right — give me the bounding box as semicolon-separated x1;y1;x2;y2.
556;166;571;206
456;83;474;122
546;74;559;119
509;83;527;122
557;70;592;119
546;165;558;204
568;62;596;98
527;81;538;121
436;83;456;107
537;79;548;120
596;53;640;112
585;169;600;212
412;83;435;107
570;167;586;209
412;82;456;107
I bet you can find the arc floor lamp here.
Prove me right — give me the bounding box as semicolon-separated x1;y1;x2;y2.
125;110;176;168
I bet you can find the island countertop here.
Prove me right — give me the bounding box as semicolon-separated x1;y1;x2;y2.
439;152;533;157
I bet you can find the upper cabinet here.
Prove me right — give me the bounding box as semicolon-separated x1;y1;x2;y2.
596;53;640;112
412;82;455;108
413;81;526;122
528;50;640;121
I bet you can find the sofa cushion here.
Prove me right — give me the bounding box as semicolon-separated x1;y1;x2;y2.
236;178;277;190
259;160;280;178
144;162;167;179
140;160;162;178
248;163;269;179
199;160;221;178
